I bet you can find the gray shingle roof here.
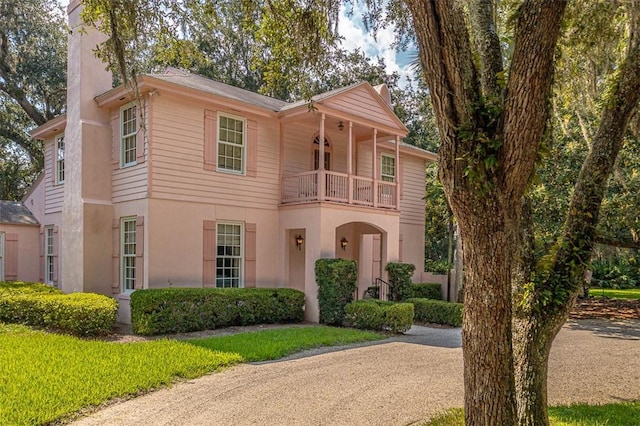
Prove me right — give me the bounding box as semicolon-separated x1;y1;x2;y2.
0;201;39;225
150;73;290;112
279;82;365;112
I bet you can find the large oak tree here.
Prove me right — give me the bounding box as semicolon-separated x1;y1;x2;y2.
0;0;67;200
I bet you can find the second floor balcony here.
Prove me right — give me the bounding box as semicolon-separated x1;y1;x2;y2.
281;170;398;209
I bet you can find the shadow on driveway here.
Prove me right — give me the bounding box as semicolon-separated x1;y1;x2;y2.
256;324;462;365
565;318;640;340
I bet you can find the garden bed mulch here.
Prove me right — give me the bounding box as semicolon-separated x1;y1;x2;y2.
570;297;640;320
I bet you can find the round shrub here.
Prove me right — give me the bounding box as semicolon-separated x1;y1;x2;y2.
408;298;463;327
344;300;414;333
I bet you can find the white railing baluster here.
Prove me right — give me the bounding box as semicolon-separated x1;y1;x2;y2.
281;172;396;209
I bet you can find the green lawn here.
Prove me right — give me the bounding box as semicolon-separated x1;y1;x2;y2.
188;326;385;361
424;403;640;425
0;323;383;425
0;323;242;425
589;287;640;300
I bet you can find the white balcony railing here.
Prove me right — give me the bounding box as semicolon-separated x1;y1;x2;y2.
281;171;397;209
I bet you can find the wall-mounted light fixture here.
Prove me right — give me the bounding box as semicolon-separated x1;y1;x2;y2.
295;235;304;251
338;121;344;131
340;237;349;251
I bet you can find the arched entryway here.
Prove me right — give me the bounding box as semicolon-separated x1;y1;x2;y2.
335;222;386;299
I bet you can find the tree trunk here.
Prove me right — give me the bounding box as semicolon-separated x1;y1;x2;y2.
403;1;566;424
513;7;640;424
512;316;562;426
458;201;517;425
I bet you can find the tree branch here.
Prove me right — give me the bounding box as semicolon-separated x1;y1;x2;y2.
594;236;640;250
468;0;503;100
546;2;640;307
403;0;481;197
0;82;47;126
501;1;567;201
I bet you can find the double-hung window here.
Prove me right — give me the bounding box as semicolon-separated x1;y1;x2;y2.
120;103;137;167
216;222;243;288
381;155;396;182
217;114;245;174
121;217;136;293
55;135;65;184
45;226;54;284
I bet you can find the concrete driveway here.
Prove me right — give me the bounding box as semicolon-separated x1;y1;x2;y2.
72;320;640;426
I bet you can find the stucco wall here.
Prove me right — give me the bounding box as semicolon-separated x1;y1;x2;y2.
145;198;281;289
0;224;40;282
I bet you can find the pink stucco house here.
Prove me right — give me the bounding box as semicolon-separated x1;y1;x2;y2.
20;0;436;323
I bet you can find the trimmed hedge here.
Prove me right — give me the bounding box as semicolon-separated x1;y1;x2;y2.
316;259;358;325
344;299;414;333
0;281;61;295
386;262;415;301
410;283;442;300
408;298;463;327
130;288;305;335
0;282;118;335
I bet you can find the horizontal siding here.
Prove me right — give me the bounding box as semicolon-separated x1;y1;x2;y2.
324;87;397;130
282;124;349;175
112;166;148;202
44;137;64;214
282;123;313;175
399;156;427;226
150;95;281;209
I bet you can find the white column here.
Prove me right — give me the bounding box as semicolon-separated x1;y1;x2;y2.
348;121;353;204
395;135;400;209
318;113;326;200
372;129;378;207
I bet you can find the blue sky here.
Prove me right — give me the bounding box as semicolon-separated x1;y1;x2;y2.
337;3;417;85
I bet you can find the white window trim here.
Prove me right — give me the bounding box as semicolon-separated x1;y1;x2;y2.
381;154;396;183
216;112;246;175
121;216;137;294
216;221;244;288
120;102;138;168
54;134;65;185
45;226;55;284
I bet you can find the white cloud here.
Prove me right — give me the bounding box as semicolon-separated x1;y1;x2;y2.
337;4;415;87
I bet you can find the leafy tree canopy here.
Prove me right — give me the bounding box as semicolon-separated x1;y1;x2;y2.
0;0;67;200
